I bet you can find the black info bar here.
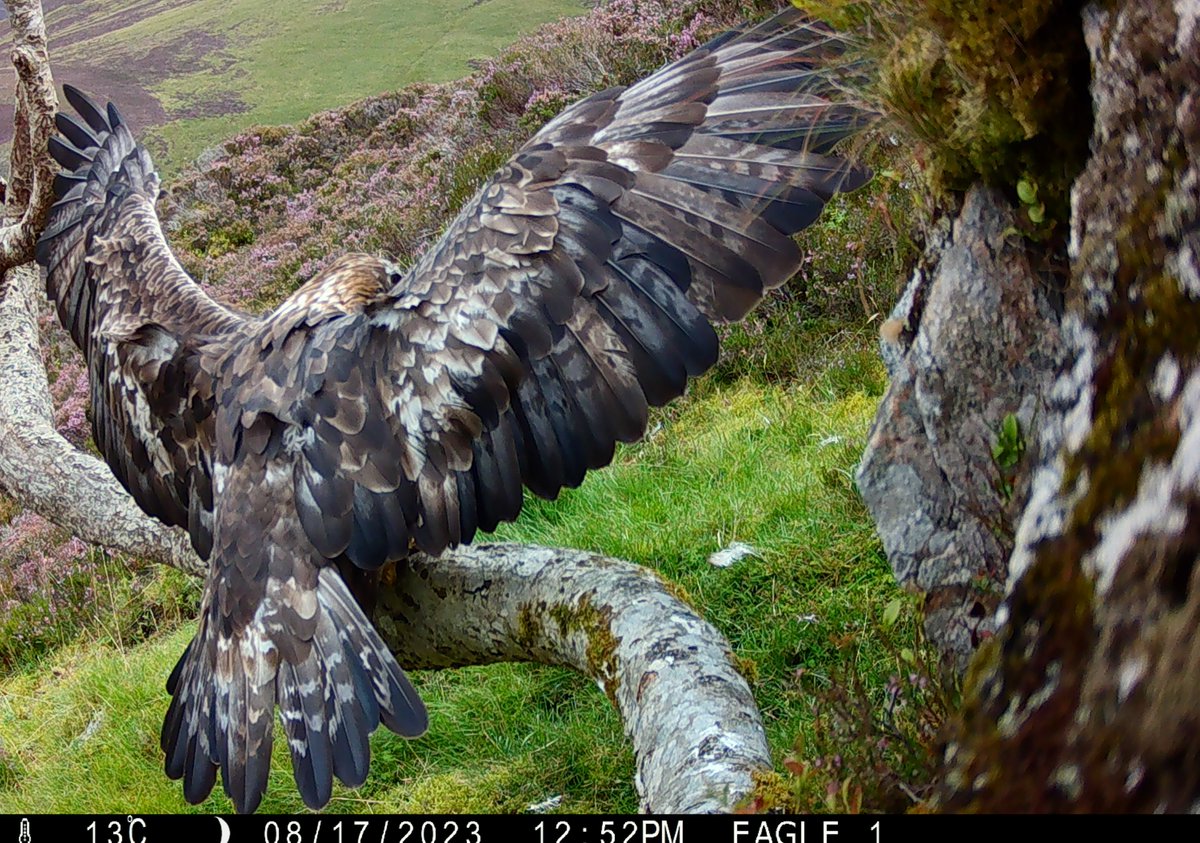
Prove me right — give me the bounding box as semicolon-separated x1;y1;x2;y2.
0;813;1184;843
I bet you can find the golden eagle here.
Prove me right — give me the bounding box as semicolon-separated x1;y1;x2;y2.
36;10;872;813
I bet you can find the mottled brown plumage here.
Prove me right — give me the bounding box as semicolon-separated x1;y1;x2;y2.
36;10;874;813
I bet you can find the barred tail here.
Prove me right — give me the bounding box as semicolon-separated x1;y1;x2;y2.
161;567;426;813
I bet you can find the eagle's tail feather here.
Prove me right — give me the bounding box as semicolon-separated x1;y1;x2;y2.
277;568;427;810
161;567;427;813
161;602;277;814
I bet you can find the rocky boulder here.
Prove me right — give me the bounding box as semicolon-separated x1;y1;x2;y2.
857;186;1067;668
937;0;1200;810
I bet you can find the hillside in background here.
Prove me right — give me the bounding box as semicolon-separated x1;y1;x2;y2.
0;0;939;814
1;0;587;172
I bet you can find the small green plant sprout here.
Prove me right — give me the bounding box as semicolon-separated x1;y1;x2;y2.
1012;176;1058;242
991;412;1026;501
1016;177;1045;224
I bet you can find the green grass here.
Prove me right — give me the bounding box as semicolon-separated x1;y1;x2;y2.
0;341;903;813
0;626;632;812
44;0;588;171
489;359;901;758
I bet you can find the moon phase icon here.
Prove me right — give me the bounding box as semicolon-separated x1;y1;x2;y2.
216;816;231;843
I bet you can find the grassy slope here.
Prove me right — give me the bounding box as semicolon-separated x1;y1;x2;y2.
0;0;930;815
31;0;586;172
0;351;897;813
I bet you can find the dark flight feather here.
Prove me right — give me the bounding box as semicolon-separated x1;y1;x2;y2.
35;9;875;814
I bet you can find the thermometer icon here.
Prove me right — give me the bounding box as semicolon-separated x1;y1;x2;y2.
18;819;30;843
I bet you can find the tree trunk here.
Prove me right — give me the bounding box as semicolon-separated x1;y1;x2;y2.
0;0;771;811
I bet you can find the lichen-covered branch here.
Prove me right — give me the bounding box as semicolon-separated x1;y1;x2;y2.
2;252;770;810
379;544;772;812
0;265;206;576
0;0;58;267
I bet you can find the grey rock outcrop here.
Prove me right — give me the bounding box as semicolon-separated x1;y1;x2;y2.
938;0;1200;810
857;186;1067;667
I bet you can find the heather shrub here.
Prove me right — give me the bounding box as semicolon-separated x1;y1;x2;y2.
0;511;200;676
160;0;785;312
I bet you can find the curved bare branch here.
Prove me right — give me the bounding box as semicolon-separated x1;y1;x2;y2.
0;274;771;805
381;544;771;812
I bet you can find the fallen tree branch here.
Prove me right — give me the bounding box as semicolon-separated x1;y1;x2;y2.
381;544;772;812
1;242;768;816
0;258;772;811
0;268;772;806
1;263;771;806
0;270;772;811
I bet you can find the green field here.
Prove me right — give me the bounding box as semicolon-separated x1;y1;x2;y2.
0;0;937;814
28;0;587;171
0;354;914;813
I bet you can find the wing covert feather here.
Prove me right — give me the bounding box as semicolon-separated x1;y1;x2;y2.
262;10;875;568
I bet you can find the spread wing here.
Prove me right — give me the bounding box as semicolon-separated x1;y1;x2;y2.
237;10;875;569
35;86;249;559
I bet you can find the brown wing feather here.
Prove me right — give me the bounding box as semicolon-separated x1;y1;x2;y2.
35;9;875;817
35;87;248;557
235;10;875;571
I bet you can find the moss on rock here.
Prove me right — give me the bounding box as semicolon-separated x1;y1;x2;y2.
798;0;1092;228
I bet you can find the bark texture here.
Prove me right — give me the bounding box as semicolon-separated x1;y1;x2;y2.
0;0;56;265
381;545;771;813
0;0;200;578
857;186;1066;667
938;0;1200;810
0;3;186;570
